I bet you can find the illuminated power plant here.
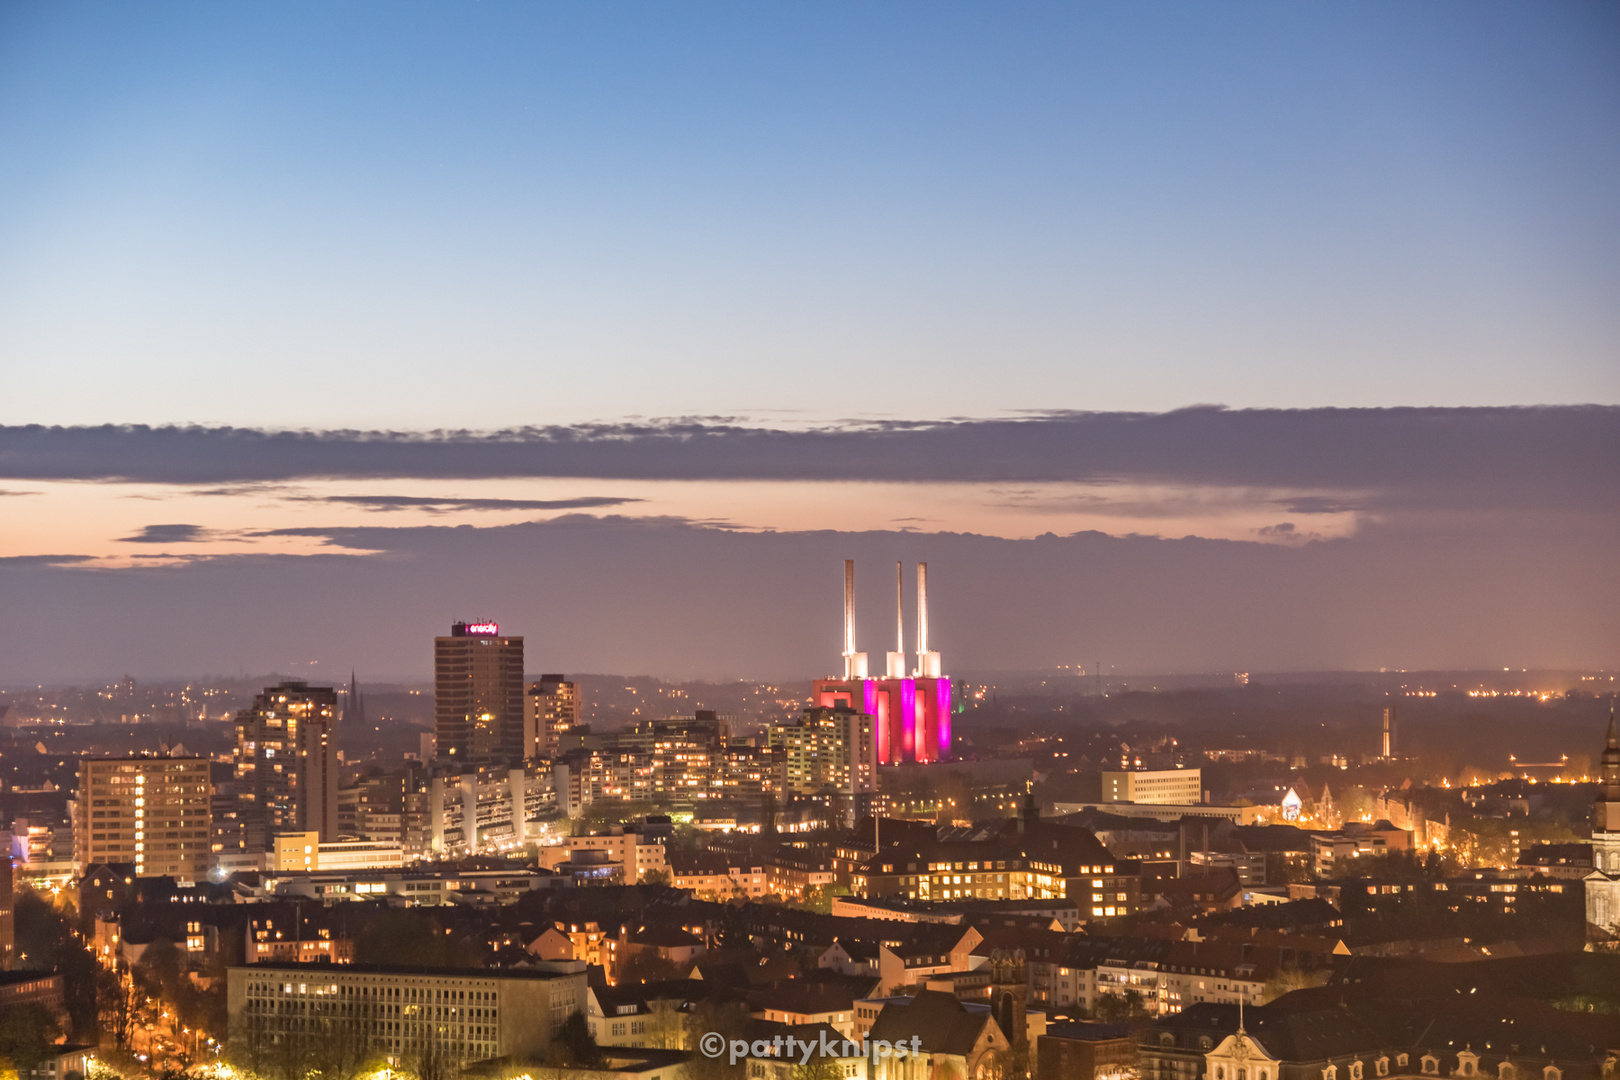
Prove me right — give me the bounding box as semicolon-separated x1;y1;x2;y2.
813;559;952;764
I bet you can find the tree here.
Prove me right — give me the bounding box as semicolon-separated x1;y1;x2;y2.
550;1011;601;1067
935;771;971;825
619;948;680;984
1338;787;1374;824
404;1025;454;1080
353;909;479;968
643;997;686;1050
0;1003;64;1075
1261;968;1329;1003
265;1027;317;1080
14;887;105;1042
685;998;753;1080
102;967;142;1051
135;939;187;1002
641;869;672;886
791;1057;846;1080
307;1020;386;1080
793;883;851;916
1092;989;1149;1023
226;1014;274;1080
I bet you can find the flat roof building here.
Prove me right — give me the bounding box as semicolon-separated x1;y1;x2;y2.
436;622;525;764
1100;769;1203;806
227;961;586;1071
75;756;211;880
525;674;579;758
233;681;340;850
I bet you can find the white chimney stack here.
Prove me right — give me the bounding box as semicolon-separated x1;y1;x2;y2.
914;561;942;678
843;559;868;679
886;560;906;678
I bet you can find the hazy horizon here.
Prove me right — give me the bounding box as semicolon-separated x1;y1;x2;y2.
2;6;1616;683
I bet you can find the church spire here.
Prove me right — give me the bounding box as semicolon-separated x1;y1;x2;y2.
1594;699;1620;835
345;670;366;730
1602;698;1620;792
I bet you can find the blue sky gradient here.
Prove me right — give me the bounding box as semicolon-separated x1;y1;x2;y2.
2;2;1617;428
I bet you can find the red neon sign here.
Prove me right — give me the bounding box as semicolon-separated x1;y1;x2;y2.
465;622;499;635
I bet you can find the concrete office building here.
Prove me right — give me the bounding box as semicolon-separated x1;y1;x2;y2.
524;674;579;757
536;823;668;882
436;622;525;763
234;682;341;850
76;755;212;880
227;961;586;1071
271;832;404;873
424;764;552;857
1100;769;1203;806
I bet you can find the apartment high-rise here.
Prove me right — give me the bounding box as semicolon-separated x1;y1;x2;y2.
770;705;877;796
233;681;340;850
0;855;12;970
524;674;579;758
75;755;212;880
436;622;525;763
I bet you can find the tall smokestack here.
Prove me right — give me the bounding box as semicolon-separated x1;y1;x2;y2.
914;562;942;678
886;561;906;678
916;562;929;655
843;559;868;679
897;561;904;656
844;559;856;658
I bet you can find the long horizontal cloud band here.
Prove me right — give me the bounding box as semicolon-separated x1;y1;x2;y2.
1;516;1614;681
1;408;1615;508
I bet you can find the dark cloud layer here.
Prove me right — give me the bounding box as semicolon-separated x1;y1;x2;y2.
117;524;216;544
2;514;1614;682
0;554;94;566
305;494;642;513
2;407;1616;511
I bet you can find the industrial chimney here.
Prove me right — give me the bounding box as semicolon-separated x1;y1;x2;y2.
843;559;868;679
914;561;942;678
886;561;907;678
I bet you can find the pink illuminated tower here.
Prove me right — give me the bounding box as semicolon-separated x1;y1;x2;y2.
814;560;951;764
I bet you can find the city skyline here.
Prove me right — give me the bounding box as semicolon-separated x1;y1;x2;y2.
5;7;1620;1077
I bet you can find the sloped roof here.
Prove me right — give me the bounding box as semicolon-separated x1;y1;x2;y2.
1198;898;1343;933
747;979;863;1016
868;990;995;1057
628;923;704;949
